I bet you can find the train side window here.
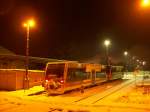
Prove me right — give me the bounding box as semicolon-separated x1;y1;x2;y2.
67;68;76;82
67;68;87;82
112;67;116;72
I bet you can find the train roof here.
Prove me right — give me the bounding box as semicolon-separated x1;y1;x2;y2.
46;61;102;71
47;61;78;64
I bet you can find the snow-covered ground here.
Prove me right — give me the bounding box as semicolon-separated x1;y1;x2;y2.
0;75;150;112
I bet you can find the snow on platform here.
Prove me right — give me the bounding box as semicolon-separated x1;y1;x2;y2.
0;78;150;112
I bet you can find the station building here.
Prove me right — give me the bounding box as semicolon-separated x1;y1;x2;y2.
0;46;63;90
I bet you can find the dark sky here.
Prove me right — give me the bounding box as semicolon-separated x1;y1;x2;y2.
0;0;150;64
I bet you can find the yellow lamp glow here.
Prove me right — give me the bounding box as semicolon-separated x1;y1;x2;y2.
28;20;35;27
124;51;128;56
104;40;110;47
23;23;27;27
141;0;150;7
23;19;35;28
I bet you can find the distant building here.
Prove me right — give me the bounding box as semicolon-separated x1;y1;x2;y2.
0;46;64;70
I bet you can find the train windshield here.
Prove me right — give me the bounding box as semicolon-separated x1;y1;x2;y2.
46;63;65;79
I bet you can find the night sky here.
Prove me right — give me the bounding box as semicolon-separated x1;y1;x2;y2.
0;0;150;65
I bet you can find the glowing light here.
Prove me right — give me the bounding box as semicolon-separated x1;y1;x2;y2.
104;40;110;47
141;0;150;7
23;23;27;27
143;61;146;65
23;19;35;27
60;80;64;83
124;51;128;56
28;20;35;27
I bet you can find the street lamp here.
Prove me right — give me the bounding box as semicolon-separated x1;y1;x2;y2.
141;0;150;7
104;39;111;80
23;19;35;89
104;39;111;65
123;51;128;74
124;51;128;56
141;61;146;86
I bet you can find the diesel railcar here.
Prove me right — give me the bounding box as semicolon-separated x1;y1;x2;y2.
42;61;123;94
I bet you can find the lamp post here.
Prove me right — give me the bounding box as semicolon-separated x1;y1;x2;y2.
124;51;128;66
142;61;146;86
104;39;111;80
23;19;35;89
124;51;128;75
104;39;111;66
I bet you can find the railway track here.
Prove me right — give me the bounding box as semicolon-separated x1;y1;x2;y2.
73;79;135;104
72;80;123;102
29;79;124;97
60;79;125;96
92;79;134;104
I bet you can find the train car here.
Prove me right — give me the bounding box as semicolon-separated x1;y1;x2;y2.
101;65;124;80
111;66;124;79
43;61;102;94
43;61;124;95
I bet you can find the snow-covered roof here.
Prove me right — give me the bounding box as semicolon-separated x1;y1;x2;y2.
0;46;15;55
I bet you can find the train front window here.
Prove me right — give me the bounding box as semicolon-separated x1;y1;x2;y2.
46;63;65;79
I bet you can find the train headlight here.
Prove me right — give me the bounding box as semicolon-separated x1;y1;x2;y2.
60;80;64;84
45;80;49;83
